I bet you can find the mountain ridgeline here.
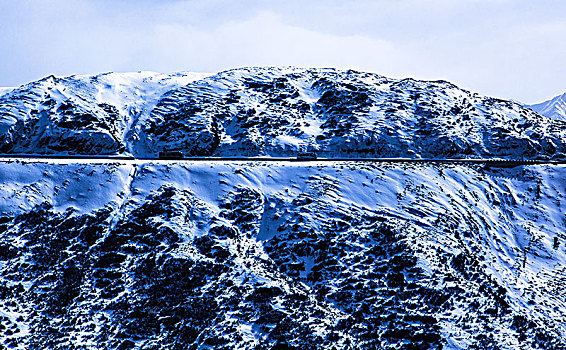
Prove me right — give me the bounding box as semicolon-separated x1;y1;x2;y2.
1;67;565;159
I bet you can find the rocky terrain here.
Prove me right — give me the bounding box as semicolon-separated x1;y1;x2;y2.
0;68;565;349
1;67;566;159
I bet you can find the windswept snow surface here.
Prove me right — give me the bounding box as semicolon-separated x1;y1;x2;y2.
0;159;565;349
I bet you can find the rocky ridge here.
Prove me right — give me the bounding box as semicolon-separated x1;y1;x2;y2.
1;67;565;159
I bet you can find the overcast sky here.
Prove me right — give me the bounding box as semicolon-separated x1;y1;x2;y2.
0;0;565;103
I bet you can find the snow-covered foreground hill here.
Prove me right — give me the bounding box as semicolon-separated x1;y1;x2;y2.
1;67;566;159
0;159;565;349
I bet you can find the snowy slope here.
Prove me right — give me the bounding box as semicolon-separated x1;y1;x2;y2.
0;159;565;349
2;67;566;159
526;92;566;121
0;87;14;97
140;67;566;160
0;72;210;155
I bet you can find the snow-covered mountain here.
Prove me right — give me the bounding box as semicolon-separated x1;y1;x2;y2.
526;92;566;121
0;68;565;349
0;71;211;155
1;67;565;159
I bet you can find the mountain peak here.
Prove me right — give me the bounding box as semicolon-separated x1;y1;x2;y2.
526;92;566;121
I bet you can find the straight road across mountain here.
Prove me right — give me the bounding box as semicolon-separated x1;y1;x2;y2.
0;154;562;167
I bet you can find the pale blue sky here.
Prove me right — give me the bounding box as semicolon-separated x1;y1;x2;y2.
0;0;565;103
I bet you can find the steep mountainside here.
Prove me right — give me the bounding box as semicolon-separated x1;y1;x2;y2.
0;160;565;349
0;68;565;349
0;72;210;155
1;67;565;159
527;92;566;121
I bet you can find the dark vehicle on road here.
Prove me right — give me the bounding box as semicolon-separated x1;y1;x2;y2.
297;151;317;160
158;150;184;159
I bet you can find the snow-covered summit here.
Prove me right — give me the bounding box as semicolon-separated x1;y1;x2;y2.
526;92;566;121
1;67;565;159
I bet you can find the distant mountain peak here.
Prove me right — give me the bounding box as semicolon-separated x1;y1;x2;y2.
526;92;566;121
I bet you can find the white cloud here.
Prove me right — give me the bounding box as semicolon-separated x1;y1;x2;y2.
0;0;565;102
138;12;400;73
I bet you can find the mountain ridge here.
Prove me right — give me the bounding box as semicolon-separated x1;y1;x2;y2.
1;67;565;160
